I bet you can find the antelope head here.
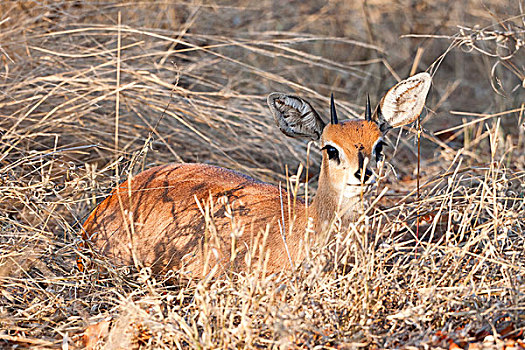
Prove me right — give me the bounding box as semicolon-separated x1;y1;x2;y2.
267;72;432;205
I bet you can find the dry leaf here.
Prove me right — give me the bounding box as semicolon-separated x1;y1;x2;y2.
82;320;111;350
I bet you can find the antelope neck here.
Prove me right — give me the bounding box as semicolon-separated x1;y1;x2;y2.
309;160;361;233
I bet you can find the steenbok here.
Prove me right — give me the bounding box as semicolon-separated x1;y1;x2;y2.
80;73;431;277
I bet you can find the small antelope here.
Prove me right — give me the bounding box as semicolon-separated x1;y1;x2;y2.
81;73;431;277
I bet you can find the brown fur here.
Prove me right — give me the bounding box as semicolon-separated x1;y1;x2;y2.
82;163;309;276
81;73;431;277
323;120;381;157
81;120;380;277
312;120;382;231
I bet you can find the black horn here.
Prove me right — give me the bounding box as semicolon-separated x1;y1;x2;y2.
365;94;372;121
330;93;338;125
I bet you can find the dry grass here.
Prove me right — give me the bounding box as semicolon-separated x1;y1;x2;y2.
0;0;524;348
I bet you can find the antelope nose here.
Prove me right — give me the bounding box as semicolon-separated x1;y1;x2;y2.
354;168;373;183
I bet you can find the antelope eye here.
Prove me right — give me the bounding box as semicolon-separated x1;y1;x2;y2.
322;145;340;164
373;141;385;162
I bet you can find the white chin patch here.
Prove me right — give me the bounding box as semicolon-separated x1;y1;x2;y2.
343;186;363;198
343;179;376;198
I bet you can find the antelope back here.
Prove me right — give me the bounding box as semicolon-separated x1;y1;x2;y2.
81;163;307;276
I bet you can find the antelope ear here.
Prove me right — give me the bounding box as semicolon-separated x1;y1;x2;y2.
375;72;432;132
267;93;326;141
